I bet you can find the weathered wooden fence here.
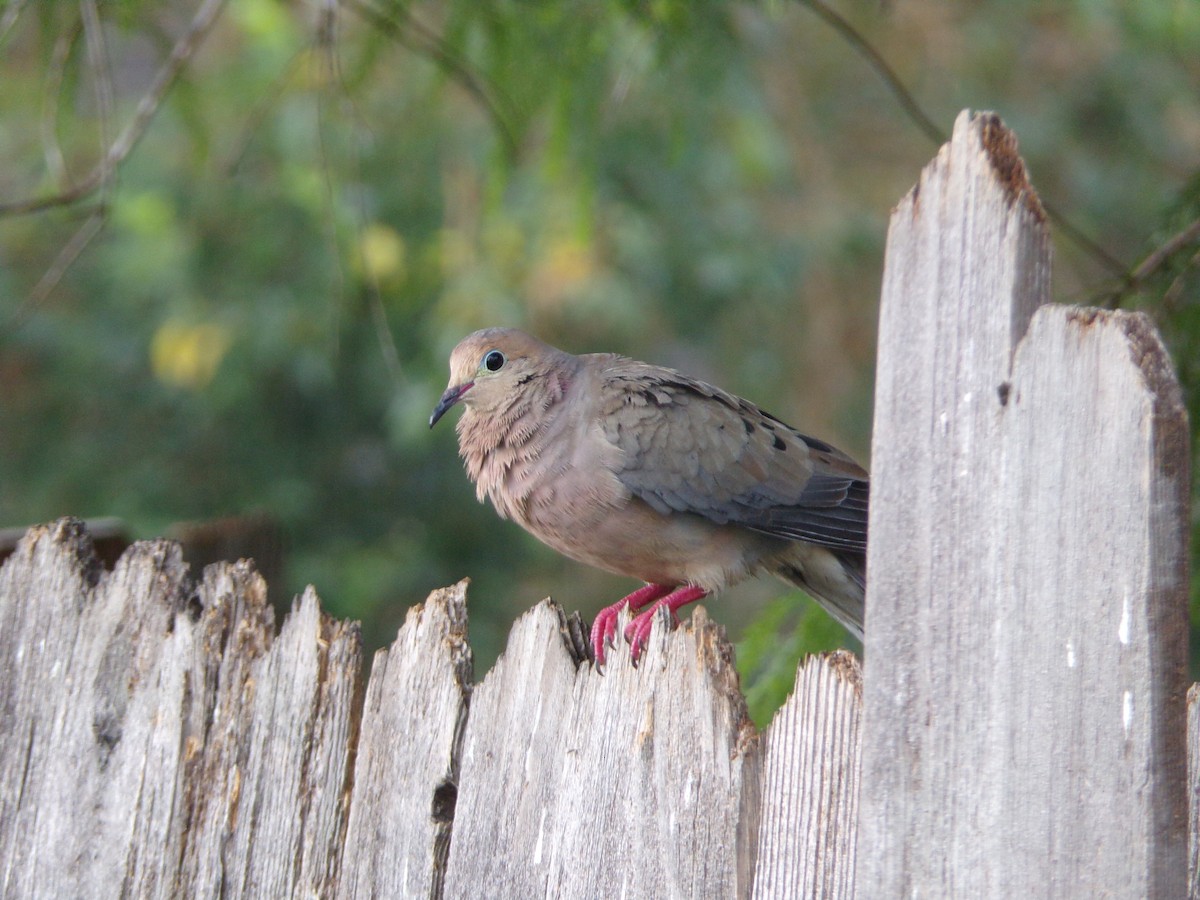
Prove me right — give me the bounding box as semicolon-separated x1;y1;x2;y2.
0;112;1190;899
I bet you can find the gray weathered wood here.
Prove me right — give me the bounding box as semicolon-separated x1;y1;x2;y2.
858;110;1191;897
338;581;473;899
0;519;361;898
1190;685;1200;899
176;575;359;898
443;603;761;899
752;651;861;900
5;521;861;899
0;520;192;898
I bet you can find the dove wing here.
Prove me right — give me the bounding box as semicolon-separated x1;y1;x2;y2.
596;360;869;553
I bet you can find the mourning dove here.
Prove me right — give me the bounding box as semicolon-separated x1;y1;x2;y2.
430;328;868;665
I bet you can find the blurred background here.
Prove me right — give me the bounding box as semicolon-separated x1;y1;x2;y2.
1;0;1197;724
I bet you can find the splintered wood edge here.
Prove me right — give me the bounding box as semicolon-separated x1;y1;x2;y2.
886;108;1051;367
975;112;1046;222
922;111;1045;224
815;648;863;693
586;600;760;751
6;516;106;587
483;598;761;755
195;556;275;658
7;520;831;763
399;578;474;690
902;110;1045;222
11;521;854;748
8;519;872;897
689;606;759;752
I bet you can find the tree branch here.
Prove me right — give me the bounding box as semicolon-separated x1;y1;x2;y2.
347;0;518;161
80;0;116;200
9;208;107;326
1129;216;1200;286
318;1;404;381
798;0;1132;281
1098;215;1200;308
798;0;945;146
0;0;230;217
0;0;29;50
40;18;79;187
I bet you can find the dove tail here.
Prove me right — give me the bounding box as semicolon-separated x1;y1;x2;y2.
772;549;865;641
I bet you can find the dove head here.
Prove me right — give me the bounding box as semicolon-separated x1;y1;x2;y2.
429;328;571;428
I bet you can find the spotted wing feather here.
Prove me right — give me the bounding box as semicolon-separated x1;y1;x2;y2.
596;358;869;553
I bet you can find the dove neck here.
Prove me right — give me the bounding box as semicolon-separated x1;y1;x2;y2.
457;354;579;514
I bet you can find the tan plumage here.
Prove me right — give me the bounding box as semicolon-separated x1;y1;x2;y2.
430;327;868;664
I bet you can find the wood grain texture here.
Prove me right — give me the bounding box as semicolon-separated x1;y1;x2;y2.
443;603;761;899
858;110;1190;897
338;581;472;899
752;651;861;900
0;519;192;898
0;519;361;899
176;576;359;898
1190;685;1200;899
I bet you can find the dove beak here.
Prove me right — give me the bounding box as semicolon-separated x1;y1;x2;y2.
429;382;474;428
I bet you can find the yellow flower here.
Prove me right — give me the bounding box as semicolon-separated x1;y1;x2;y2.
151;320;232;390
358;224;407;284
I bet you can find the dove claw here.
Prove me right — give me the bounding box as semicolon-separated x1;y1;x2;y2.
617;585;709;664
590;583;674;667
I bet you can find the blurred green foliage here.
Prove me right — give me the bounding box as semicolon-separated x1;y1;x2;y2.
1;0;1197;726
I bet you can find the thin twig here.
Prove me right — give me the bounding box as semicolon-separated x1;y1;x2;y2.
317;0;403;381
40;19;79;186
81;0;116;201
347;0;519;161
798;0;945;146
314;1;348;366
1043;204;1128;277
223;49;309;175
12;209;107;324
0;0;230;217
1096;216;1200;308
225;0;368;174
798;0;1129;280
1161;247;1200;312
1130;216;1200;286
0;0;29;49
364;232;405;382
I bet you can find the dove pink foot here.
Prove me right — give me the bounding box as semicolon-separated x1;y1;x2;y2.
590;583;672;666
624;584;709;664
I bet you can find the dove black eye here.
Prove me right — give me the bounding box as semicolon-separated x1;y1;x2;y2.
483;350;506;372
